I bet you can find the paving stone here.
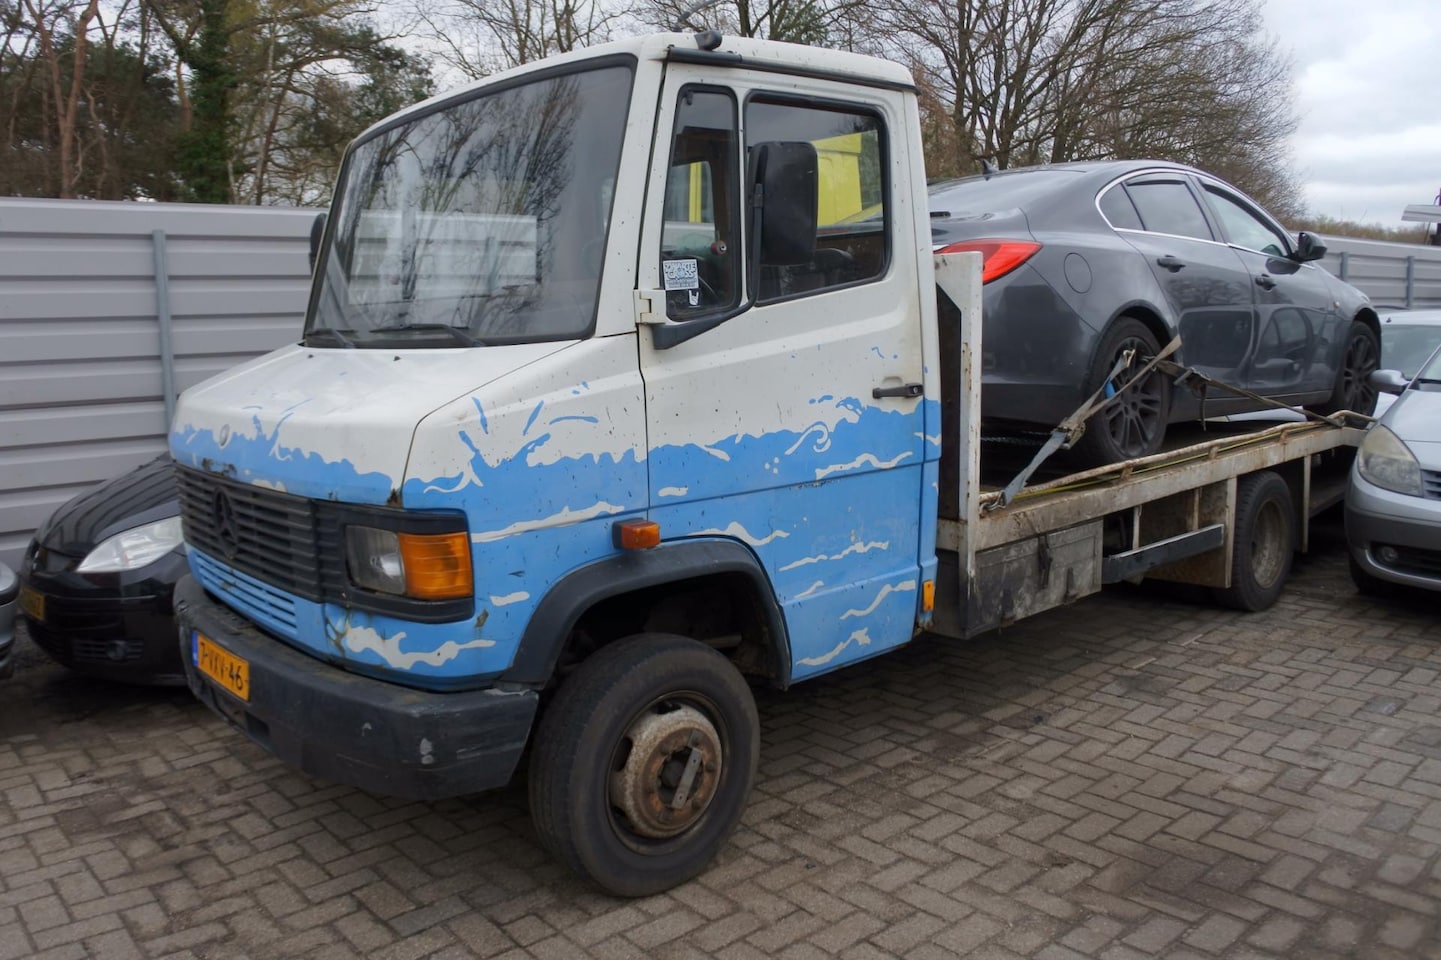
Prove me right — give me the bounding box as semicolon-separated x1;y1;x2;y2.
4;534;1440;958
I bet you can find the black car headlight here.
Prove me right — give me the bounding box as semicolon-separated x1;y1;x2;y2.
77;517;185;573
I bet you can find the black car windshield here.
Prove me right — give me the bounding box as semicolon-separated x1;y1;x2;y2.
1381;318;1441;379
307;63;633;348
927;169;1080;215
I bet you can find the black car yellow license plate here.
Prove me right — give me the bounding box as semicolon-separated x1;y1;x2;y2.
194;632;250;701
18;585;43;622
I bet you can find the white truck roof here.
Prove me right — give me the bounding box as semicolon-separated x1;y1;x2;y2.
359;33;916;142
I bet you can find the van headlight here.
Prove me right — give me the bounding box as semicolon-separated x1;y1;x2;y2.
1357;425;1423;497
344;526;472;600
78;517;185;573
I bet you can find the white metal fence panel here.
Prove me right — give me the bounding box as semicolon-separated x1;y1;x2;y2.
1318;235;1441;310
2;201;1439;571
0;198;317;568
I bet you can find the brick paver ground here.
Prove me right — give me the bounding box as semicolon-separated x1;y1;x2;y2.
2;516;1439;959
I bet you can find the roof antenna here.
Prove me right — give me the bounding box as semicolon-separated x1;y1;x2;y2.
673;0;724;49
981;158;999;177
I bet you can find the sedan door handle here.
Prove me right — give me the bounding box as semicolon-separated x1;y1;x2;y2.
1255;274;1277;290
1156;255;1186;272
873;382;924;399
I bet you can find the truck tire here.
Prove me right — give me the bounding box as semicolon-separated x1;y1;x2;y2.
1213;471;1294;612
1311;320;1379;417
1072;318;1172;467
527;633;758;897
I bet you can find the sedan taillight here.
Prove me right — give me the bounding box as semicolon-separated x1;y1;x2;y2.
936;239;1042;283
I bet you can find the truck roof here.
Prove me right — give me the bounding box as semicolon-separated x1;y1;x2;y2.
357;33;916;143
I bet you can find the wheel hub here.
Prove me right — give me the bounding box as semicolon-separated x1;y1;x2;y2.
610;704;722;839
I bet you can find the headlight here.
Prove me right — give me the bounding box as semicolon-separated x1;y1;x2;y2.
344;525;472;600
78;517;185;573
1357;425;1423;497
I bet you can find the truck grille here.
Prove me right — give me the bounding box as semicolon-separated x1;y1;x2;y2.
175;467;324;601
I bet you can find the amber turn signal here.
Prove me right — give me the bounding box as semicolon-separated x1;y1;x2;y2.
614;519;661;550
397;531;473;599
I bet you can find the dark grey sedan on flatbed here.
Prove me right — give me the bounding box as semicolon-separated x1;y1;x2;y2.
929;160;1379;464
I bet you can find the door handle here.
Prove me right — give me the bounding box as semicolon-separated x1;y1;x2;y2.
1255;274;1277;290
1156;255;1185;272
873;382;924;399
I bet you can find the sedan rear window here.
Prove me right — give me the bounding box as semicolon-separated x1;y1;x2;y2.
928;170;1080;215
1125;179;1213;241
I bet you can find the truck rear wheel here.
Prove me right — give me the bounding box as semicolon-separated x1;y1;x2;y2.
527;633;758;897
1213;471;1294;612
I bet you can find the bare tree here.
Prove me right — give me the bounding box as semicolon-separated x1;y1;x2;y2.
413;0;630;78
16;0;101;196
879;0;1301;213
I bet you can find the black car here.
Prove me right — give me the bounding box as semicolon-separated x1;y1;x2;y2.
928;160;1379;464
17;456;187;684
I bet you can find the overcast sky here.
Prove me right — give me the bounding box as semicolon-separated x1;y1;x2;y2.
1262;0;1438;226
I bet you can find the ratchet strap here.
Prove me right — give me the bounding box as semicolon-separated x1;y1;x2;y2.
987;335;1182;512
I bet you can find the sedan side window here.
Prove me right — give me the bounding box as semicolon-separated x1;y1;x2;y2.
1099;185;1144;231
1125;179;1213;242
1204;186;1290;258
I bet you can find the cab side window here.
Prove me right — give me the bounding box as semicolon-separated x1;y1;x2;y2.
745;97;889;303
661;87;740;319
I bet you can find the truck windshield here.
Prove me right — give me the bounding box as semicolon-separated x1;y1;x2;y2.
307;63;633;348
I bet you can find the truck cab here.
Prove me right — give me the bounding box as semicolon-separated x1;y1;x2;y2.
172;34;942;896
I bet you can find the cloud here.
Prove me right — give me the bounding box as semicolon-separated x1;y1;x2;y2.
1263;0;1440;225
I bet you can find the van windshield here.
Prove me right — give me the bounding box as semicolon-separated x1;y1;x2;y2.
306;63;633;348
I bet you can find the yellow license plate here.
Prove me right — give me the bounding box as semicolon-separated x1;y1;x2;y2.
195;632;250;702
18;585;44;622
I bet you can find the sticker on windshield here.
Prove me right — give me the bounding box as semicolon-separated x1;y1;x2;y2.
663;259;700;291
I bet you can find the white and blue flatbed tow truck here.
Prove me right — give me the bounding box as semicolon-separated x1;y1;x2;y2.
170;32;1363;895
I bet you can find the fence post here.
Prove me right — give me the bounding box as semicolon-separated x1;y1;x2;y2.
1406;256;1416;309
152;230;177;427
1338;251;1349;283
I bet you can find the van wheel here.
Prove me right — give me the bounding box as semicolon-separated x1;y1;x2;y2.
1213;471;1294;611
1073;318;1171;466
528;633;758;897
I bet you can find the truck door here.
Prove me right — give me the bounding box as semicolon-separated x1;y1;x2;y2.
637;69;929;680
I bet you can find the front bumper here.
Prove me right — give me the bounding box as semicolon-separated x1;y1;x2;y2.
174;576;537;801
1345;472;1441;591
19;549;188;685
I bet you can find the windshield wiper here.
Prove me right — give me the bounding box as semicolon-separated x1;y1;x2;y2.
306;327;356;348
374;324;485;346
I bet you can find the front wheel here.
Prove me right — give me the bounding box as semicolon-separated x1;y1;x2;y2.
527;634;759;897
1213;471;1295;611
1313;320;1379;417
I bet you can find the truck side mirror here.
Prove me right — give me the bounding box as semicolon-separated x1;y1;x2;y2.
1292;231;1326;263
309;212;327;272
750;141;817;266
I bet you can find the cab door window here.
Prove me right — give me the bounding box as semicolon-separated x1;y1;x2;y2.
660;87;740;318
744;97;888;303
